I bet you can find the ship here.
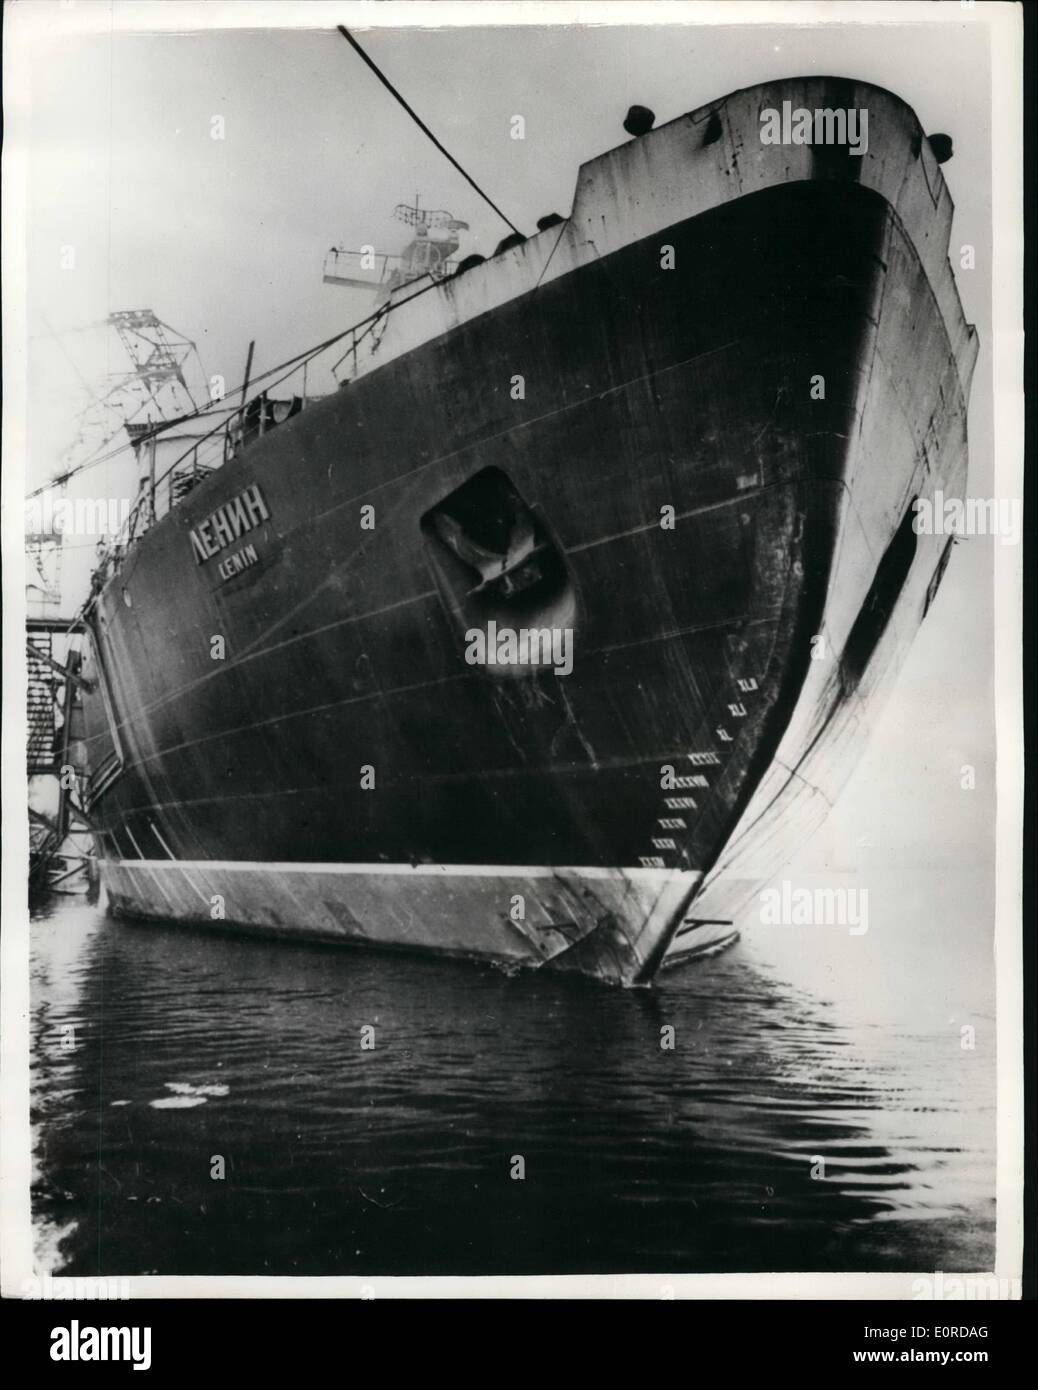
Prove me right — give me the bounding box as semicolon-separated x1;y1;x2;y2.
74;76;977;986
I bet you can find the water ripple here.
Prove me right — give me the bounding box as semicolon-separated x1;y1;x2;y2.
29;899;995;1276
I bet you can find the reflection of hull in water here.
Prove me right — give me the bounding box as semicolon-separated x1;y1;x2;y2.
79;78;976;985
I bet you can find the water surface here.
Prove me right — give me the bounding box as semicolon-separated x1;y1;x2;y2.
30;887;995;1276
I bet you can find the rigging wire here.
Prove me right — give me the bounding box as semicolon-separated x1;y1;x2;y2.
336;25;523;237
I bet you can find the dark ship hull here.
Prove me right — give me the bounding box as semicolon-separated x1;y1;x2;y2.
78;79;977;984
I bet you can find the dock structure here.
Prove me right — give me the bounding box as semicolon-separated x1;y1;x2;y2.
26;617;97;901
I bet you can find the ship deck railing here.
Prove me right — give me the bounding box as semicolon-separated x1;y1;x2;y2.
93;259;459;593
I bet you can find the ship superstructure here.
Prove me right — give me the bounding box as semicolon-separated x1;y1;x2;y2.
323;197;469;301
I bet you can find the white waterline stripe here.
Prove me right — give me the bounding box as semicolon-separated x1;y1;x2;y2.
107;860;700;883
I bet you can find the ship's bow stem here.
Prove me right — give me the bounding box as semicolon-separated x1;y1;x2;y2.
545;868;703;986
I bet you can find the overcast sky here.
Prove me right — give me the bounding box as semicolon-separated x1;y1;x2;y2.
15;3;999;893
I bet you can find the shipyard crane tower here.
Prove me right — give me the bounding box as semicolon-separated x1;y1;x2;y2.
61;309;204;471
